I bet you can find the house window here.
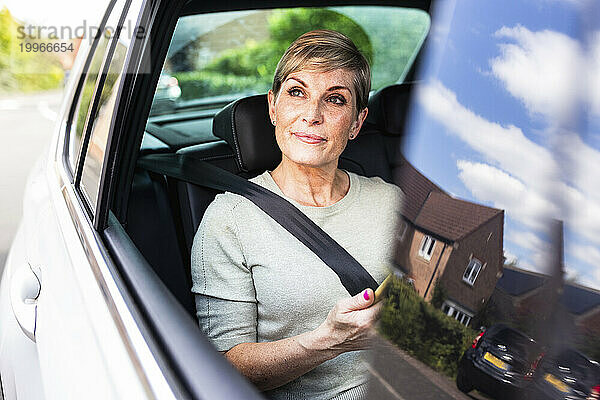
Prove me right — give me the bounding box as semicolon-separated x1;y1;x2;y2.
442;301;473;327
418;235;436;261
463;258;483;285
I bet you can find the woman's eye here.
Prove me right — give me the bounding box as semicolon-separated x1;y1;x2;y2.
288;88;303;97
328;95;346;105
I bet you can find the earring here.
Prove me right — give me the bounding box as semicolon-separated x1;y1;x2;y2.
272;120;276;126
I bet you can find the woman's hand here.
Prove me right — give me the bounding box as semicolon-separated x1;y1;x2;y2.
302;288;382;357
225;288;382;390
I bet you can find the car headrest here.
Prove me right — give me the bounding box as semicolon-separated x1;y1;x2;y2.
365;83;414;136
212;94;281;173
212;84;413;172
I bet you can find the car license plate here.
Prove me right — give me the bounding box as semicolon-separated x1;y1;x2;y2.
544;373;569;393
483;352;507;370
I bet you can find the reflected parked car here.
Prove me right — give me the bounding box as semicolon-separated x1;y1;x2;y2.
527;348;600;400
457;324;543;399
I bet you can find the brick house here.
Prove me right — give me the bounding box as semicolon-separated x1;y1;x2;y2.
492;265;600;339
394;156;505;327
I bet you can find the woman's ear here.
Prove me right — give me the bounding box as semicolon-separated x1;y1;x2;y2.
349;107;368;140
267;90;277;126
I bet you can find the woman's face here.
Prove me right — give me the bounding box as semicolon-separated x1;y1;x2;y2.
268;68;368;170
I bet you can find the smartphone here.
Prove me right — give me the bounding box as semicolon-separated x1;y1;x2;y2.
373;273;392;304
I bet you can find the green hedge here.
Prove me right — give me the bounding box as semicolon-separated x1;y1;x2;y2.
379;277;477;378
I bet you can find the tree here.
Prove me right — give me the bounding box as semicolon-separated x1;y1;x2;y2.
430;280;447;309
174;8;372;100
0;7;64;92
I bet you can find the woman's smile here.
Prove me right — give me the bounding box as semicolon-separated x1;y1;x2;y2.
291;132;327;144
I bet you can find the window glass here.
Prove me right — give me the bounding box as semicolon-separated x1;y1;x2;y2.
418;235;435;260
68;36;111;173
463;258;482;285
147;6;430;118
79;0;142;213
80;39;128;211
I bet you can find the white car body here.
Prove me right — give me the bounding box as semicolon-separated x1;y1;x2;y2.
0;3;176;398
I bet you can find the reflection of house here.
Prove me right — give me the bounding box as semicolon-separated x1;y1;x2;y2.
492;265;600;338
395;156;505;327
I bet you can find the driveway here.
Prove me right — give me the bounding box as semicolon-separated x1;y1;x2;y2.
368;336;492;400
0;89;64;276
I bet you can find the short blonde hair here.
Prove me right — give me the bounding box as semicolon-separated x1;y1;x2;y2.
272;30;371;112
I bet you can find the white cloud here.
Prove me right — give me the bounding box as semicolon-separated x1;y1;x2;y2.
588;31;600;117
456;160;557;230
417;81;556;187
491;26;600;121
509;230;551;253
569;244;600;269
564;249;600;290
491;25;583;122
504;249;519;264
553;131;600;203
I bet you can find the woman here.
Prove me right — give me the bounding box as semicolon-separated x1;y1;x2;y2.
191;30;403;399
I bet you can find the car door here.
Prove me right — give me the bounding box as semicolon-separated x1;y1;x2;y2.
0;1;177;399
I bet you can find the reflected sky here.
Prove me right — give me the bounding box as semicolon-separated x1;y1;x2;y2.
404;0;600;289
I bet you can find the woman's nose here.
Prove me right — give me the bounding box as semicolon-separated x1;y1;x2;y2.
302;99;323;125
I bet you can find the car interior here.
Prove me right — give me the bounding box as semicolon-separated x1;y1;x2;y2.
122;5;429;319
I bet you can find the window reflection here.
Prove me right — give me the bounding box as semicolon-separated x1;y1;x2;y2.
373;0;600;399
80;40;128;211
69;35;110;173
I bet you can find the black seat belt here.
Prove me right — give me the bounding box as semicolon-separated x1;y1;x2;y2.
137;153;378;296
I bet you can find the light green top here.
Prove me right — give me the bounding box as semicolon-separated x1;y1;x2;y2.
191;170;403;400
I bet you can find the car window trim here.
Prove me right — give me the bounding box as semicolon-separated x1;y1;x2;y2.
75;0;133;218
63;0;119;181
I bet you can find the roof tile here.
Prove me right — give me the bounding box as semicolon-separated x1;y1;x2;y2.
395;156;502;241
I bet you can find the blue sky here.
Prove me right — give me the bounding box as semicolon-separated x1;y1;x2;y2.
404;0;600;289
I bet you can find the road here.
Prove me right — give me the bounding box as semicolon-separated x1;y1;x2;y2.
368;337;491;400
0;89;64;277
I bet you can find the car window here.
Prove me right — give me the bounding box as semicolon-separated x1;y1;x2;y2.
555;350;598;381
79;38;128;212
66;0;126;175
493;328;537;356
148;6;429;118
67;36;111;174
